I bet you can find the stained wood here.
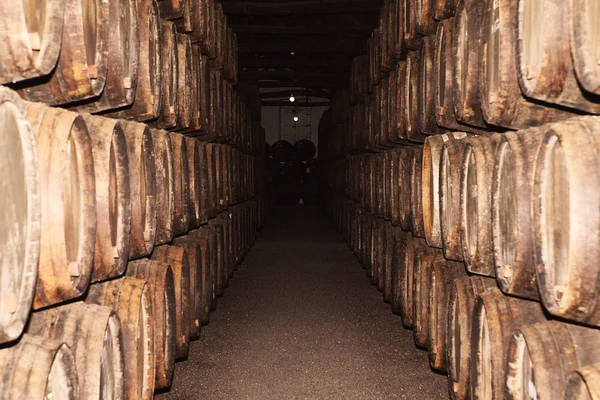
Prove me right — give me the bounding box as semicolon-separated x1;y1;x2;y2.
405;50;428;142
151;129;175;245
391;230;416;327
86;277;155;399
565;362;600;400
149;20;178;130
83;114;131;281
169;133;190;235
26;104;96;309
0;88;39;343
126;259;176;390
418;35;443;136
185;137;202;229
121;120;156;259
414;0;438;35
410;146;425;238
0;334;77;399
411;242;438;348
398;147;414;231
570;0;600;96
174;34;192;130
28;302;125;400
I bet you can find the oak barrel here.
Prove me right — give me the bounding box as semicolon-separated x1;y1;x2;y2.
151;129;175;245
169;133;190;235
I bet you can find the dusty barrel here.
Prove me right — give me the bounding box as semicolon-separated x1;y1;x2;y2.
169;133;190;235
565;362;600;400
480;0;577;129
149;20;178;130
390;63;408;142
83;114;131;281
517;0;600;114
418;34;443;136
422;132;467;248
532;116;600;326
0;0;64;84
126;259;176;390
412;243;439;348
172;235;202;340
382;224;399;303
492;128;544;300
414;0;438;35
0;88;39;343
86;277;155;400
427;255;466;372
0;334;77;399
17;0;109;105
459;135;497;275
570;0;600;96
391;230;417;327
75;0;139;113
410;145;425;237
151;245;190;360
121;120;156;259
403;0;421;50
110;0;161;121
439;133;468;260
470;288;547;400
151;129;175;245
506;321;600;400
452;0;487;128
399;146;414;231
205;143;219;219
383;151;393;221
433;0;457;20
198;225;218;311
196;141;211;223
174;34;192;130
185;137;202;228
159;0;184;21
405;50;427;142
28;302;125;400
193;234;213;326
26;104;96;309
181;44;202;133
447;275;497;400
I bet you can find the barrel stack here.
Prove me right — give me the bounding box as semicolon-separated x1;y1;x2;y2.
320;1;600;399
0;0;267;397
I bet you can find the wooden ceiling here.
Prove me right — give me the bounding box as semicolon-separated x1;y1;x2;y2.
222;0;383;93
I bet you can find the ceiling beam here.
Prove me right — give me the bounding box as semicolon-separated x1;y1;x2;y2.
261;101;330;107
222;1;383;16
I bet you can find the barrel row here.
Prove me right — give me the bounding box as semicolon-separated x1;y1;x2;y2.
0;86;266;350
0;0;237;88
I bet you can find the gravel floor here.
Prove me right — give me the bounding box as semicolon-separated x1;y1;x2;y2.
157;206;448;400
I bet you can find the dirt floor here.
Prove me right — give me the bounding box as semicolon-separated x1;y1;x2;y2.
157;206;448;400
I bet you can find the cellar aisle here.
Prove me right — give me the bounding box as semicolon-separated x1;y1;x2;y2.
158;206;447;400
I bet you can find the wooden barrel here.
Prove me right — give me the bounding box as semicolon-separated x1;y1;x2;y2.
506;321;600;400
412;243;439;348
207;67;223;141
0;0;64;84
517;0;600;114
414;0;438;35
28;302;125;400
447;276;496;400
391;230;416;327
405;50;427;142
173;0;193;33
418;34;443;136
198;54;211;132
565;362;600;400
470;288;547;400
198;225;218;312
17;0;109;105
433;0;457;20
149;20;178;130
110;0;161;121
169;133;190;235
83;114;131;281
532;116;600;326
0;88;39;343
75;0;139;112
459;135;497;275
172;235;201;340
159;0;184;21
184;230;212;324
121;120;156;260
403;0;422;50
370;218;385;287
151;129;175;245
181;44;202;133
382;223;399;303
491;128;544;300
410;145;426;237
435;18;486;134
185;137;202;229
452;0;487;128
210;219;229;290
440;133;468;261
205;143;218;219
126;259;176;390
26;104;96;309
383;151;392;221
0;334;77;399
86;277;155;400
570;0;600;96
427;255;466;372
151;244;190;360
174;34;192;130
197;141;211;223
389;63;408;143
399;147;414;231
480;0;578;129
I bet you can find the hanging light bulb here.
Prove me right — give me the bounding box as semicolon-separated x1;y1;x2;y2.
293;115;299;122
289;94;295;103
